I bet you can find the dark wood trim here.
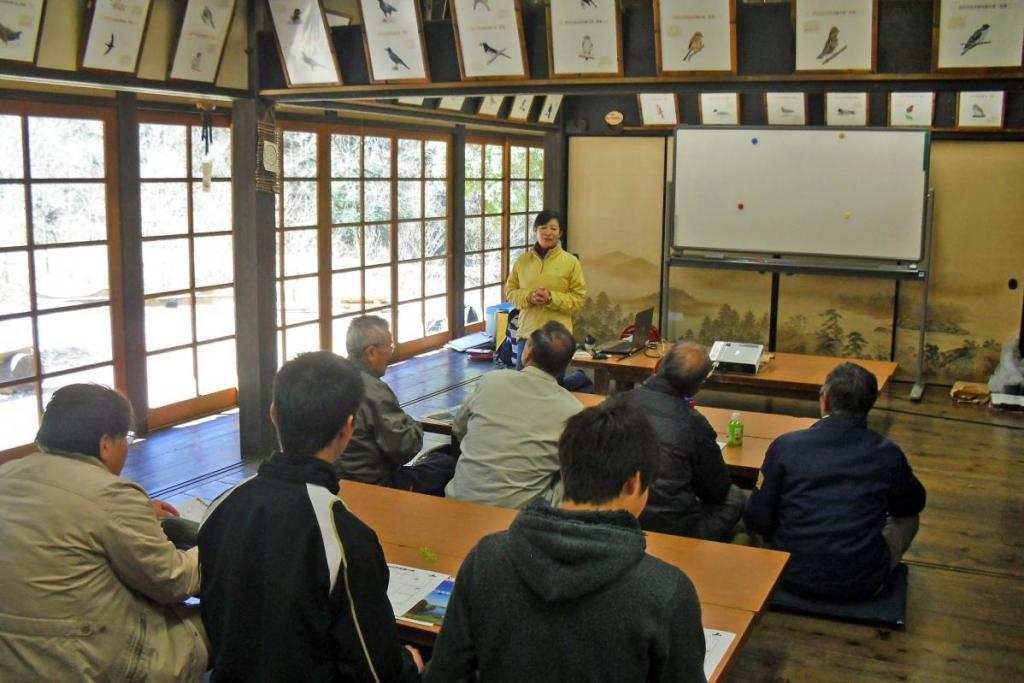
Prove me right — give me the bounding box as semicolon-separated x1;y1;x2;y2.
114;92;150;433
232;98;278;459
261;70;1024;103
543;131;567;241
451;125;467;338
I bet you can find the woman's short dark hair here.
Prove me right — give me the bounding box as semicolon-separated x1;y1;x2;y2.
533;210;562;229
35;384;133;458
558;396;661;505
273;351;365;458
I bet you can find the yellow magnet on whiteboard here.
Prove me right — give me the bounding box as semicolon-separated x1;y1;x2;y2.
838;132;846;140
843;211;851;219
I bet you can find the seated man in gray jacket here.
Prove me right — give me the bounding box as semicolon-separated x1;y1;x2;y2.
426;398;707;683
335;314;454;494
445;321;583;508
0;384;207;681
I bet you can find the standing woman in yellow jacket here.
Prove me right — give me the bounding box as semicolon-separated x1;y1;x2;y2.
504;210;586;368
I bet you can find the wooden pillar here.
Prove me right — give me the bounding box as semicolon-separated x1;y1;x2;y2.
114;92;149;432
232;101;278;459
543;131;568;246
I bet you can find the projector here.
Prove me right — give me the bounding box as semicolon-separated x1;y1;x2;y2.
709;341;764;375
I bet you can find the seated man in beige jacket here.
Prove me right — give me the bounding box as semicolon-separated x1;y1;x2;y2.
0;384;207;682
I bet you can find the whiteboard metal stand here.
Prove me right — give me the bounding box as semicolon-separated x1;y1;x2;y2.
908;188;935;402
661;187;935;402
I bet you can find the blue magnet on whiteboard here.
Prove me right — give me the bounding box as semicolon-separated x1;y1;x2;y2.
751;137;758;145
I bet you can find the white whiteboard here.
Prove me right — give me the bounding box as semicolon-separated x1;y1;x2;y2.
673;128;930;262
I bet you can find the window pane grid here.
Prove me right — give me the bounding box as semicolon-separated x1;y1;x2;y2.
0;112;116;451
139;121;235;409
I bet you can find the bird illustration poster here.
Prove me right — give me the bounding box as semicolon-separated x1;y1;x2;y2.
548;0;622;76
698;92;738;125
0;0;45;63
477;94;504;116
794;0;874;72
655;0;734;74
765;92;807;126
267;0;341;85
936;0;1024;69
956;91;1005;129
359;0;429;82
169;0;236;83
508;94;534;121
537;94;563;124
81;0;153;73
438;96;466;110
639;93;680;126
825;92;868;126
451;0;527;78
888;92;934;128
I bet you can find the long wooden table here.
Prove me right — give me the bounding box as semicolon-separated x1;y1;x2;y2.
571;350;898;397
340;482;787;682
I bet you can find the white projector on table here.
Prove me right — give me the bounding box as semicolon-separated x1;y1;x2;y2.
709;341;764;375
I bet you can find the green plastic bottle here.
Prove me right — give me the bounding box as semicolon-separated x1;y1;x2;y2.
727;411;744;447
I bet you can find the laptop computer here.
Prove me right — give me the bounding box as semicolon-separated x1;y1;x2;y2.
597;308;654;355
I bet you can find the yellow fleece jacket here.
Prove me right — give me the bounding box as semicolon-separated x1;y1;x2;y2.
504;243;586;339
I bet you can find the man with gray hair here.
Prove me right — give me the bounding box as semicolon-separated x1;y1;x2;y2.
745;362;926;599
626;341;745;541
337;314;455;494
446;321;583;508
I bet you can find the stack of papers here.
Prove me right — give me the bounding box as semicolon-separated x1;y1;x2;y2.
386;564;454;627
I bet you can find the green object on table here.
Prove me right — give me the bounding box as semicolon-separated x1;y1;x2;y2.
419;546;437;563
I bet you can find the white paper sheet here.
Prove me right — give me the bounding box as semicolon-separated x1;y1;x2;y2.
176;497;211;523
703;628;736;679
386;563;452;617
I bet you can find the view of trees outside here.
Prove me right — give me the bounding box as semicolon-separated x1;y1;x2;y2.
0;113;115;450
278;130;322;362
139;121;236;409
463;141;542;324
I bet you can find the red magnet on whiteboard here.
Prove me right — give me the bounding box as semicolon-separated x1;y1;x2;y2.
738;203;745;210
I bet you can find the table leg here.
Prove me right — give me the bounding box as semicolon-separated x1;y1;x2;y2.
593;369;610;395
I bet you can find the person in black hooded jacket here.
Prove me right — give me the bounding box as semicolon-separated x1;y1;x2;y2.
423;397;707;683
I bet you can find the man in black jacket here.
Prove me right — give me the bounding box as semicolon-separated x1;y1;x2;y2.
198;351;423;682
424;398;707;683
627;342;745;541
744;362;927;599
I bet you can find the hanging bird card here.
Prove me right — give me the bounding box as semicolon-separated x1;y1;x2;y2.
955;91;1004;129
888;92;934;127
508;94;534;121
169;0;237;83
477;94;504;116
267;0;341;86
0;0;46;64
547;0;623;77
794;0;876;73
451;0;528;79
825;92;868;126
537;94;563;124
438;96;466;110
81;0;154;73
765;92;807;126
639;93;680;127
359;0;430;83
698;92;739;125
654;0;735;74
936;0;1024;70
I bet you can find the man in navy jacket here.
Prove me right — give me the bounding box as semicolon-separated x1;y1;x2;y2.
744;362;926;599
